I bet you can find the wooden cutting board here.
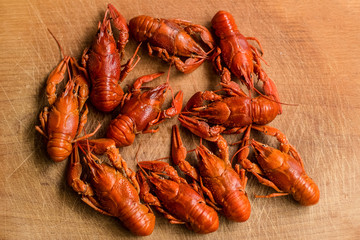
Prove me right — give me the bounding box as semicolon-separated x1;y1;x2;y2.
1;0;359;239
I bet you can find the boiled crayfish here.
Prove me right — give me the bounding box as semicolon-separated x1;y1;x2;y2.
35;53;98;162
129;15;215;73
237;125;320;206
211;10;281;113
136;160;219;233
82;3;140;112
179;67;281;150
171;125;251;222
68;138;156;235
106;71;183;147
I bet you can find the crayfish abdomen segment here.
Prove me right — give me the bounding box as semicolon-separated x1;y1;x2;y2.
129;16;162;42
211;10;239;39
222;190;251;222
291;175;320;206
173;184;219;234
152;181;219;234
106;115;135;147
90;79;124;112
47;134;73;162
251;97;281;125
189;202;219;234
112;179;155;236
90;166;155;236
129;16;179;54
122;205;156;236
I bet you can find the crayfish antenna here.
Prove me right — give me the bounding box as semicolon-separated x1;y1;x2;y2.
165;63;176;103
252;87;298;108
204;47;216;60
103;7;110;25
166;63;172;85
76;133;91;160
230;143;251;165
61;61;75;97
47;28;66;59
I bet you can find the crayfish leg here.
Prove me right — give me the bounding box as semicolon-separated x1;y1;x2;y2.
138;161;185;184
146;91;183;130
136;170;161;206
81;196;113;217
136;170;186;225
246;36;266;56
107;3;129;59
75;104;88;139
251;170;282;192
255;192;289;199
220;68;248;97
253;65;282;114
234;166;248;190
74;121;101;143
182;23;215;50
119;43;141;82
173;56;205;74
147;43;171;61
251;125;290;152
171;125;199;181
35;107;49;138
81;47;89;68
67;144;94;196
46;56;71;105
198;177;220;210
69;57;89;111
178;114;226;141
131;72;164;92
79;138;141;192
212;47;223;74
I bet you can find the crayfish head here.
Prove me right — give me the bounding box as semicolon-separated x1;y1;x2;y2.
140;83;169;106
92;20;117;54
174;31;207;57
251;140;284;169
251;140;272;158
147;173;179;199
196;144;225;176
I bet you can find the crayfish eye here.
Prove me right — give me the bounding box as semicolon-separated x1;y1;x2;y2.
163;89;166;94
73;90;76;94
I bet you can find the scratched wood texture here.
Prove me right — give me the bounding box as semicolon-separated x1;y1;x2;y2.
1;0;360;239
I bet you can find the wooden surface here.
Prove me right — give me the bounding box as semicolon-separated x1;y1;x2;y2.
1;0;360;239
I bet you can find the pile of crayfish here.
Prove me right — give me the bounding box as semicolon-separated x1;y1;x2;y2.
36;4;319;235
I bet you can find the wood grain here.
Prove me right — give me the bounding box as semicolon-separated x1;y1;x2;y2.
1;0;360;239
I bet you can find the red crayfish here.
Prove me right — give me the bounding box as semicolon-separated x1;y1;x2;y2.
35;41;98;162
106;71;183;147
171;125;251;222
211;10;281;113
237;125;320;206
82;3;140;112
179;67;281;150
136;160;219;234
129;15;215;73
68;138;156;235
